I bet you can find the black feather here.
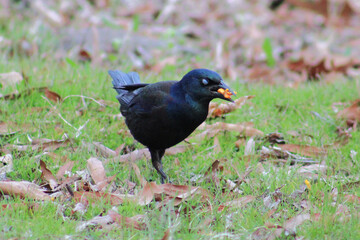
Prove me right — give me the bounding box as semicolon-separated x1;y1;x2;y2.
109;69;235;183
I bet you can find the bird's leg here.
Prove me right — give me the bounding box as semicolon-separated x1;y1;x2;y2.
150;148;167;184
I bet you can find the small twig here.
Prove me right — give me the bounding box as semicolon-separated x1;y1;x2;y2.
42;96;89;138
65;184;74;197
233;166;252;190
310;111;335;126
61;95;105;107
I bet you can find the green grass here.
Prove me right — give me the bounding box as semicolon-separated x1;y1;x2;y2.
1;18;360;240
1;57;359;238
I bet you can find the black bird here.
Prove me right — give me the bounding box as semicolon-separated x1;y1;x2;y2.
109;69;236;183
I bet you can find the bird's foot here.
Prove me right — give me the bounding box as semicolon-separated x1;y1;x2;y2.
160;177;172;184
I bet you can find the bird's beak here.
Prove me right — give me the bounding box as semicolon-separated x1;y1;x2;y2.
214;80;237;102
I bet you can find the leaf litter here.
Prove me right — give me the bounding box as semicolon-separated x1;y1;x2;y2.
2;0;360;238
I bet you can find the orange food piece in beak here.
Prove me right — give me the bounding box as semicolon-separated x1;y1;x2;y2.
217;88;234;99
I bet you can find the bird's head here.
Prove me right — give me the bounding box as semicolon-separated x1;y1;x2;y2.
180;69;236;103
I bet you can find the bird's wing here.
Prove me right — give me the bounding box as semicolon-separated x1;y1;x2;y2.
126;81;176;117
109;70;149;106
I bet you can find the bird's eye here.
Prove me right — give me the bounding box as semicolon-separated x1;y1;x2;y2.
202;79;209;85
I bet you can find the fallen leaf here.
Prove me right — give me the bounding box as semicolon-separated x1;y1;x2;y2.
283;213;311;235
0;181;51;201
2;138;70;152
107;145;189;164
78;49;92;62
137;182;209;205
279;144;327;157
296;163;327;175
44;88;62;102
265;132;286;144
0;71;23;88
137;182;165;205
251;226;283;240
337;99;360;123
0;154;13;175
0;87;47;100
165;145;190;156
224;195;256;208
287;51;360;80
84;141;117;157
161;229;170;240
190;122;263;143
108;210;146;230
107;148;150;163
73;191;124;206
76;214;114;232
55;161;74;180
40;160;58;190
87;157;107;184
205;159;221;175
0;122;18;137
71;202;88;216
131;162;147;187
344;194;360;204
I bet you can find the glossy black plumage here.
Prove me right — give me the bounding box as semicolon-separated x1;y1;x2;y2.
109;69;235;183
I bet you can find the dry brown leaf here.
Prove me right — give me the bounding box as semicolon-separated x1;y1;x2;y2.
208;95;255;118
108;145;189;164
224;195;256;208
161;229;170;240
340;180;360;191
0;122;18;136
44;88;62;102
95;174;116;192
3;138;71;153
213;136;222;154
76;214;115;232
296;163;327;179
279;144;327;157
87;157;106;184
283;213;311;235
0;71;23;88
204;160;220;177
337;99;360;123
40;160;58;190
137;182;165;205
56;161;74;180
165;145;190;156
107;148;150;163
251;226;283;240
91;142;117;157
78;49;92;62
190;122;263;143
108;210;146;230
1;202;40;213
0;181;51;201
284;0;328;17
0;87;47;100
131;162;147;187
344;194;360;204
137;182;209;205
0;154;13;175
202;159;221;187
71;202;87;216
287;52;360;79
210;122;263;137
73;191;124;206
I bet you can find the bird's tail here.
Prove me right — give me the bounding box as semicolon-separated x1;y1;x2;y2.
108;70;141;94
